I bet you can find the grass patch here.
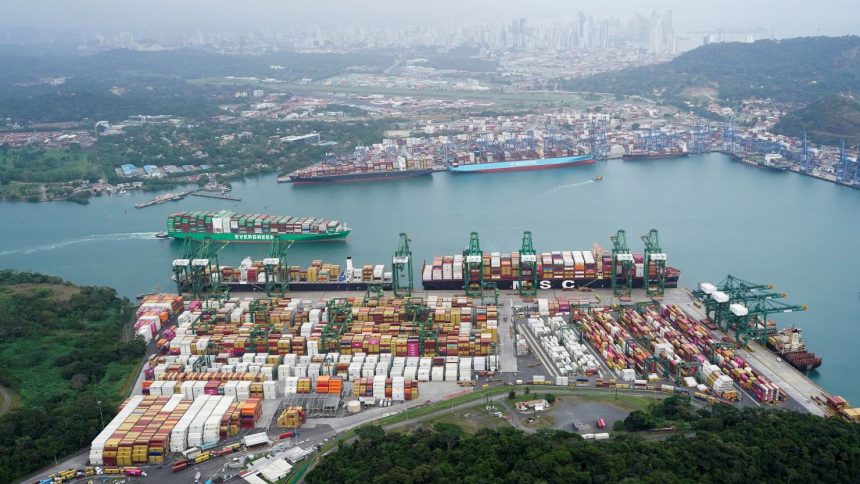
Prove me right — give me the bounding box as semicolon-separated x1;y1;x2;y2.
411;403;509;434
0;147;100;183
576;393;660;411
193;78;608;109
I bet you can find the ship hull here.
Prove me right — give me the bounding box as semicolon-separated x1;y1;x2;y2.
422;275;679;291
623;153;689;160
448;154;594;174
289;168;434;184
167;230;350;243
222;281;392;292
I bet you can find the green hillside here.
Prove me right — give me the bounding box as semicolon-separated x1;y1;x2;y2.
564;36;860;103
774;94;860;145
0;271;145;482
308;398;860;483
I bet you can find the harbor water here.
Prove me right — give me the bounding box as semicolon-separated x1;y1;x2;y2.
0;152;858;402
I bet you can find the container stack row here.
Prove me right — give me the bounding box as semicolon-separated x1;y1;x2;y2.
525;316;601;375
661;305;783;403
89;394;256;467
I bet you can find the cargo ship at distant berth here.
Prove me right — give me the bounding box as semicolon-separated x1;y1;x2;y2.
286;151;435;184
623;150;689;160
767;327;823;372
167;210;350;242
288;167;433;184
448;154;594;174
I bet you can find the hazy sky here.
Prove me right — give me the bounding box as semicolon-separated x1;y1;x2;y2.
3;0;858;38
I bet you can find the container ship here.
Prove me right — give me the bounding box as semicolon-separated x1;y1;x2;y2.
623;149;689;160
738;154;790;172
448;142;594;174
167;211;350;242
422;249;679;290
174;257;391;292
286;153;434;184
767;327;823;372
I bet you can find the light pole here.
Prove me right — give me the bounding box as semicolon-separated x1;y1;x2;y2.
97;400;105;428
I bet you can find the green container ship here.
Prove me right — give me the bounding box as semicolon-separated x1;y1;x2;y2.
167;210;350;242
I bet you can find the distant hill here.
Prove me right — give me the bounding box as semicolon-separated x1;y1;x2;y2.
563;36;860;103
774;94;860;145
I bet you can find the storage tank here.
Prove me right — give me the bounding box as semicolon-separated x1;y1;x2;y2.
346;400;362;414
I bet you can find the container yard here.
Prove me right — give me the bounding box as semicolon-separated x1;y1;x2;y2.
67;250;859;483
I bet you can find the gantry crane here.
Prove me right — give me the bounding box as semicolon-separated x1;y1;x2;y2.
463;232;483;297
610;230;634;298
403;299;437;356
725;297;807;346
518;231;538;297
641;229;667;297
363;283;384;306
321;298;353;352
172;238;196;294
263;237;293;297
189;238;229;300
392;233;413;298
694;275;778;325
482;282;500;305
709;342;736;363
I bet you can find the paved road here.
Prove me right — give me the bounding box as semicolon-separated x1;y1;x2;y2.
0;384;12;416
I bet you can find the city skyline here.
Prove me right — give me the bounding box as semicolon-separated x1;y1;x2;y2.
2;0;856;41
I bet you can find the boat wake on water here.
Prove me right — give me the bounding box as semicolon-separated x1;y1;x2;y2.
0;232;160;257
541;179;595;196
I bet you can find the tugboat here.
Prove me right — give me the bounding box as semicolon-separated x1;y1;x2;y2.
593;176;604;182
154;231;169;239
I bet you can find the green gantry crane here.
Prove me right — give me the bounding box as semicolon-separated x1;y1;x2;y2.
189;238;229;300
709;342;736;363
724;296;807;346
263;237;293;297
695;275;787;334
518;230;538;297
641;229;667;297
675;360;701;386
463;232;483;298
172;238;196;294
610;230;634;298
406;301;437;356
482;281;499;305
321;298;353;352
363;283;384;306
392;233;413;298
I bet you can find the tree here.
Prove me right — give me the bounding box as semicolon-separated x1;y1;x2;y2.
623;411;655;431
524;387;530;395
632;122;641;130
508;390;516;400
355;425;384;442
545;394;556;405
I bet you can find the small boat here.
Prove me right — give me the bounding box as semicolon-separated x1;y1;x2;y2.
593;176;604;182
154;231;169;239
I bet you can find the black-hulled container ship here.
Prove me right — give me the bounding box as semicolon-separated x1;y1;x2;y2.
174;257;392;292
623;149;689;160
767;327;823;372
285;152;434;184
288;168;433;184
421;249;680;290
